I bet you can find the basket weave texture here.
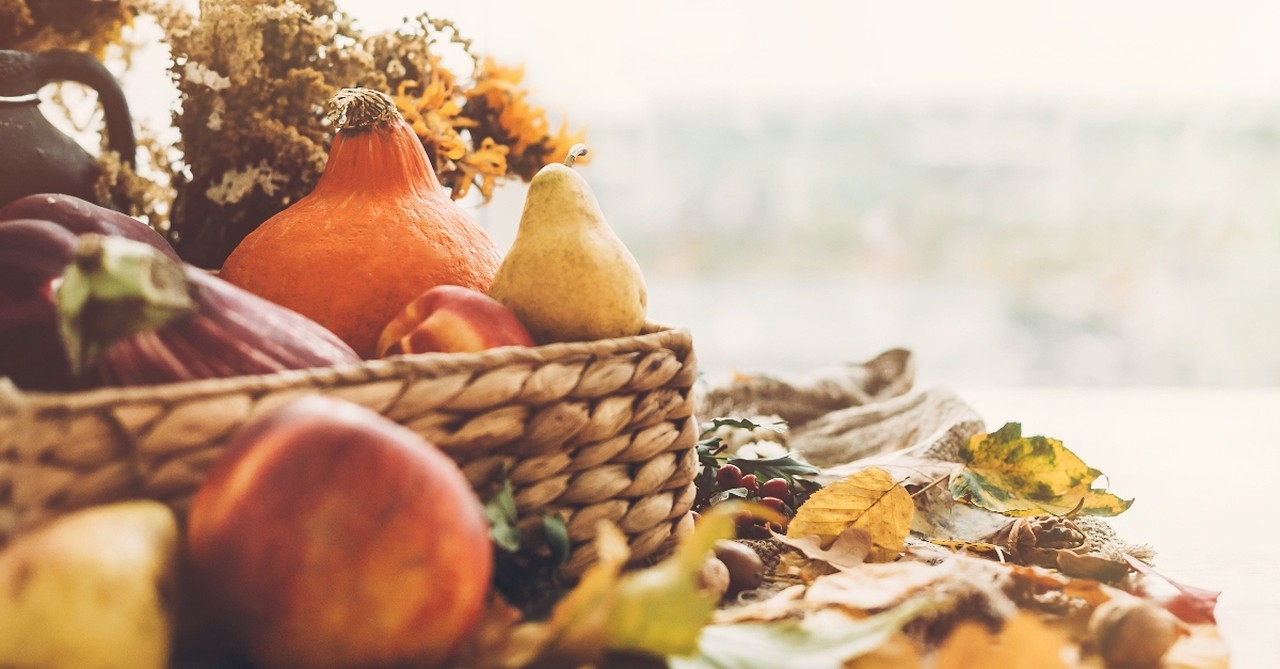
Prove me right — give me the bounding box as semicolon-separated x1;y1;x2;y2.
0;323;698;577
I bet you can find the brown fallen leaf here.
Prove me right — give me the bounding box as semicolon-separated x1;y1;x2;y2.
1005;564;1113;610
786;467;914;562
1054;550;1130;583
712;584;807;625
804;554;1019;629
772;526;873;572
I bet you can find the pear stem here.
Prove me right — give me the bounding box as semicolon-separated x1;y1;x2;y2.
564;144;588;167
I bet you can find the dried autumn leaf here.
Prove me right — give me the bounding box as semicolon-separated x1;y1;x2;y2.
804;555;1016;618
1055;550;1130;583
669;598;931;669
501;502;785;667
712;584;806;625
496;521;630;668
950;423;1133;518
786;467;914;562
772;526;873;572
868;456;1013;543
607;503;778;657
1124;555;1221;625
1005;564;1113;610
932;613;1071;669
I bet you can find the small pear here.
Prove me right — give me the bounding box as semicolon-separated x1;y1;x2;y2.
489;145;647;343
0;501;179;669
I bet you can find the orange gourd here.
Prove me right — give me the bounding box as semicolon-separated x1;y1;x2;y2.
219;88;502;357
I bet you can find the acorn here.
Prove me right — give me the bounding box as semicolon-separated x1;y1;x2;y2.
1087;597;1180;668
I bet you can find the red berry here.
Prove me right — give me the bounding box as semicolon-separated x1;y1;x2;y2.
759;496;787;513
739;474;759;494
759;477;792;501
716;464;743;488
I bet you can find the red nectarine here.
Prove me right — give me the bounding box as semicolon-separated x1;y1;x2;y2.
376;284;534;357
186;395;492;669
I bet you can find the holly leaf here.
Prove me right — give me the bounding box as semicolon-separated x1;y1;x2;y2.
949;423;1133;517
786;467;914;563
726;453;820;480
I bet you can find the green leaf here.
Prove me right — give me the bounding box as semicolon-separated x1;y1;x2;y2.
669;597;929;669
542;514;571;564
708;487;750;506
726;453;820;479
483;477;522;553
950;422;1133;518
696;437;729;469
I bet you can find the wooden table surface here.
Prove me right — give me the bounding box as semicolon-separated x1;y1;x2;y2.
953;386;1280;669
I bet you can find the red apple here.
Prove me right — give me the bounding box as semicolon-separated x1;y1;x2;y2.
186;395;493;669
376;284;534;357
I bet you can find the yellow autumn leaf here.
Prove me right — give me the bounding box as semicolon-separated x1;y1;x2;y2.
950;423;1133;518
502;502;777;667
932;613;1071;669
786;467;914;563
497;521;630;668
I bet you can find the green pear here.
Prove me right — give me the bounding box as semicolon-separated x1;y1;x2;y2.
489;145;647;343
0;500;179;669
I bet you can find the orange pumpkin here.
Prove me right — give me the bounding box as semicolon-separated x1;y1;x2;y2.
219;88;502;358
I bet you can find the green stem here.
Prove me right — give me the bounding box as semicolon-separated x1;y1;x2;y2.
57;234;197;378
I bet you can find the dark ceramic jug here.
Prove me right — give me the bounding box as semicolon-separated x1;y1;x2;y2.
0;49;136;209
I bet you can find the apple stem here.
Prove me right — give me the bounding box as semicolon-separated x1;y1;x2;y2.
564;144;588;167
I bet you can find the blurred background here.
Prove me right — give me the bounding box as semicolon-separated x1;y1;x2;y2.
121;0;1280;386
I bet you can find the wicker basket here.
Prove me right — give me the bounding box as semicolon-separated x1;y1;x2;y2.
0;323;698;577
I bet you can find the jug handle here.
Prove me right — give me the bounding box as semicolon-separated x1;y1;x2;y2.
34;49;137;170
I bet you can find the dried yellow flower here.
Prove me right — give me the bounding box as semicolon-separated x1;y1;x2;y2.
11;3;586;266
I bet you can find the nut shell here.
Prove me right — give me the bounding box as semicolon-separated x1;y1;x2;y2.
714;540;765;596
1088;597;1180;668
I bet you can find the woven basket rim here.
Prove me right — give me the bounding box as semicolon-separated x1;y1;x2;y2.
0;321;692;411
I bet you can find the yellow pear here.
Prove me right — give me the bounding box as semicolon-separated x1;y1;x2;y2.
489;145;647;343
0;500;179;669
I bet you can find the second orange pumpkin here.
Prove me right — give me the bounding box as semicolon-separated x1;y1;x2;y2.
219;88;501;358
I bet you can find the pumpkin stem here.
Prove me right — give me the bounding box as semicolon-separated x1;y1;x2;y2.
564;144;588;167
328;87;402;131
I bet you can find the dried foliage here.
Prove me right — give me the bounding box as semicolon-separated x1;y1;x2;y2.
10;0;587;268
0;0;133;57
